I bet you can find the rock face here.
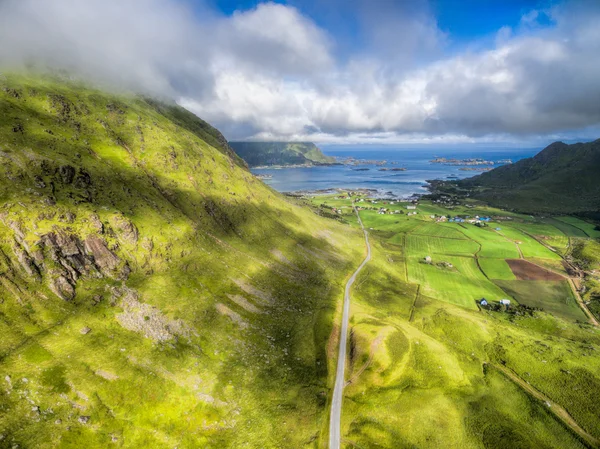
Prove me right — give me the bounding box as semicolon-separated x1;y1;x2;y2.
10;229;129;301
109;215;138;244
82;235;122;276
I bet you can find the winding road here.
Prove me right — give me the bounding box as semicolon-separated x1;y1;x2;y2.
329;206;371;449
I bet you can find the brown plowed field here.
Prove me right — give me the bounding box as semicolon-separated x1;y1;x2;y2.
506;259;565;281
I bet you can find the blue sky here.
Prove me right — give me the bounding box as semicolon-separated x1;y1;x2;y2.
209;0;554;54
1;0;599;145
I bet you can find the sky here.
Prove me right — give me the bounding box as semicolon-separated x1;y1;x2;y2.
0;0;599;146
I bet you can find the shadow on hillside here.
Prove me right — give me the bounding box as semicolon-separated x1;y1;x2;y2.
1;89;357;442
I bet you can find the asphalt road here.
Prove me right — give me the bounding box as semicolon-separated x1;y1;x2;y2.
329;207;371;449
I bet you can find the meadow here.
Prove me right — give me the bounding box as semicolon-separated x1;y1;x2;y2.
312;193;600;448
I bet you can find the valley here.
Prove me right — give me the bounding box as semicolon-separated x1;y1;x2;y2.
309;193;600;448
0;73;599;449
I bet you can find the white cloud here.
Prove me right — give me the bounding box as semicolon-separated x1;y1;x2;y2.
0;0;599;144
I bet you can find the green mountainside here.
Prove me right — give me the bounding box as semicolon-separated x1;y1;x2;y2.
228;141;336;167
0;73;364;448
457;140;600;214
2;72;600;449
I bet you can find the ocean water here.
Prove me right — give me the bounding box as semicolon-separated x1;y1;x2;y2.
251;146;539;198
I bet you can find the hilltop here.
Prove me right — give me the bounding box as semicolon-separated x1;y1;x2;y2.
457;139;600;215
0;73;364;448
228;141;336;167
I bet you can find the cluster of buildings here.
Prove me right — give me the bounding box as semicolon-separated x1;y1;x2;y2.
433;215;492;226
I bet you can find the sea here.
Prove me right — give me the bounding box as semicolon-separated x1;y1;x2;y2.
251;146;539;199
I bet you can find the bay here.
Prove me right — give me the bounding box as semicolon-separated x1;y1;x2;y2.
251;146;538;198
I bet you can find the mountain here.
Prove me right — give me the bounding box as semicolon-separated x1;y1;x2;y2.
458;139;600;214
0;73;364;448
228;141;336;167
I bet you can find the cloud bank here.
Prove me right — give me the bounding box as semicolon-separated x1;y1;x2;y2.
1;0;599;144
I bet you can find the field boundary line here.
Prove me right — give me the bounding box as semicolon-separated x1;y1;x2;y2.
567;278;599;327
489;363;600;448
408;285;420;322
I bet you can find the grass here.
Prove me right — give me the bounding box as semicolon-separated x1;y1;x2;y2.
498;225;563;260
407;256;506;308
2;74;600;449
555;216;600;239
316;193;600;448
545;217;589;238
494;280;587;322
0;72;366;448
479;258;516;280
405;234;479;257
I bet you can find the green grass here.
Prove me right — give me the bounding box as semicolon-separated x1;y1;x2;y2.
3;75;600;449
407;256;506;308
405;234;480;258
494;280;587;322
0;72;366;448
545;218;589;238
479;258;516;280
554;216;600;239
452;225;521;259
498;225;563;260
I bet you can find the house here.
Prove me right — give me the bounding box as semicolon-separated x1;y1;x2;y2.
424;256;432;264
406;205;416;210
480;299;488;306
500;299;511;306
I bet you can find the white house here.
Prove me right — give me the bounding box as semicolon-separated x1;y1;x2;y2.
500;299;511;306
406;205;416;210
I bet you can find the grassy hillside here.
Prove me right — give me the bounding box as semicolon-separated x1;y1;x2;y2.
0;73;365;448
228;141;336;167
458;140;600;214
309;193;600;448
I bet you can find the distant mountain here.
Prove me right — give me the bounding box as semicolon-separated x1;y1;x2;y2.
229;141;336;167
458;139;600;214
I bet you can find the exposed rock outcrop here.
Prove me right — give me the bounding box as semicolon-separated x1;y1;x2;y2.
109;215;138;244
113;287;191;342
5;229;131;301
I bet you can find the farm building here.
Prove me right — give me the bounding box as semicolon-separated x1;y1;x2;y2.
480;299;488;306
406;205;417;210
424;256;432;264
500;299;511;306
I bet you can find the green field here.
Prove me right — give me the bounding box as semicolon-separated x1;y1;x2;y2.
407;256;507;308
555;216;600;239
545;217;589;238
494;280;587;322
498;225;563;260
405;234;480;258
479;258;517;280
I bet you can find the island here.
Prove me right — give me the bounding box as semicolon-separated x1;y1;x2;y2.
228;141;336;167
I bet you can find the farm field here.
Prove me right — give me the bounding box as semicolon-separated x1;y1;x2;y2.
495;280;586;322
498;225;564;260
479;258;516;280
508;221;569;254
545;217;589;238
308;193;600;448
407;255;507;308
555;216;600;239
